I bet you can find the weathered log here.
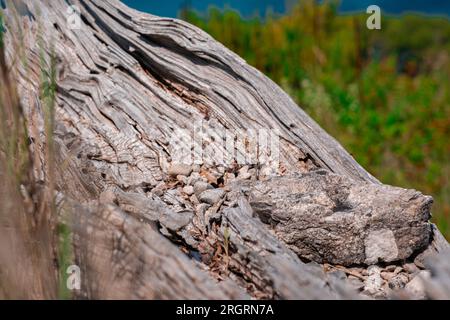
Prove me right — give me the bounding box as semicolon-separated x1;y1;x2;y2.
2;0;448;299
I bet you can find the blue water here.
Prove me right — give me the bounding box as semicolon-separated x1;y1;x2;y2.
121;0;450;18
339;0;450;17
122;0;285;18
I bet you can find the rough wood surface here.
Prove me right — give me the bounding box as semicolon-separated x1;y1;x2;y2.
230;170;432;266
2;0;449;299
59;198;248;300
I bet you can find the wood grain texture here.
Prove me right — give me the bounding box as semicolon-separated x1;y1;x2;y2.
2;0;448;299
59;198;248;299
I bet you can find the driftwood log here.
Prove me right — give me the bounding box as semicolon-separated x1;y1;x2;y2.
2;0;449;299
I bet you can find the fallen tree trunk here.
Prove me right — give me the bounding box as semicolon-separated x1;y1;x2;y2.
2;0;449;299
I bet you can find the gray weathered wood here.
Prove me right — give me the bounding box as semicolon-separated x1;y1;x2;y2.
229;170;432;266
2;0;448;299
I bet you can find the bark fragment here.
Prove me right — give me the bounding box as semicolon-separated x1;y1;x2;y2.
230;170;432;266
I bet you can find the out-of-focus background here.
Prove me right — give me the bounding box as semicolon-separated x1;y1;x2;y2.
123;0;450;238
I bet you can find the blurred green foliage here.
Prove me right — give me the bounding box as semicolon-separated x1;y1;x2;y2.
183;0;450;238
